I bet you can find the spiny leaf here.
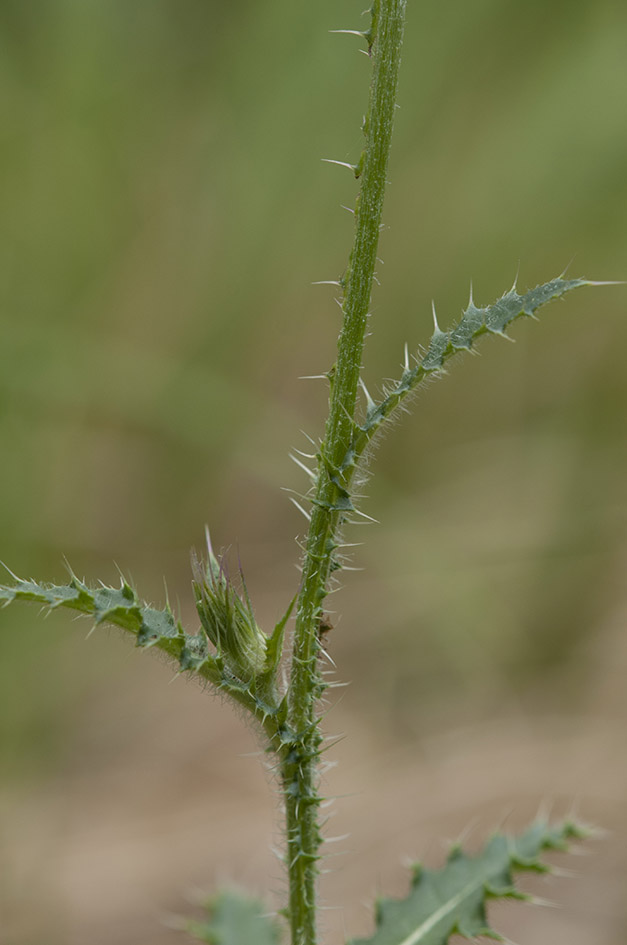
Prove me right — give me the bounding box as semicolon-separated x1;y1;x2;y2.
0;570;210;670
348;820;586;945
186;890;282;945
351;276;593;463
0;569;289;731
0;571;222;695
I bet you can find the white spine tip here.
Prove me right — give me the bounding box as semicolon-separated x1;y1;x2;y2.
559;255;577;278
511;262;520;292
585;279;627;286
321;159;357;172
529;896;558;909
289;452;315;480
358;377;375;407
204;524;215;559
0;560;22;582
288;497;312;522
300;429;319;447
431;300;440;332
328;29;366;38
352;507;379;524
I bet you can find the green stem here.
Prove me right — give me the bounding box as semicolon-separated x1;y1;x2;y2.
281;3;407;943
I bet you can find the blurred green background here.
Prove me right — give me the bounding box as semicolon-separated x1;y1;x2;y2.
1;1;626;943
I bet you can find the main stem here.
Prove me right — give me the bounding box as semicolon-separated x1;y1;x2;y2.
281;3;407;943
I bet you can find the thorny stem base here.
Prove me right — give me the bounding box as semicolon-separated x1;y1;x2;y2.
281;3;407;943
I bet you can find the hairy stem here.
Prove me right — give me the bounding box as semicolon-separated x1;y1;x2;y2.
281;3;407;943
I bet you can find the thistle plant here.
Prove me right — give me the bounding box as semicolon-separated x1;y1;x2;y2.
1;2;613;944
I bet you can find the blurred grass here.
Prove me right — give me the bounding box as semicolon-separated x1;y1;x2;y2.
0;0;626;940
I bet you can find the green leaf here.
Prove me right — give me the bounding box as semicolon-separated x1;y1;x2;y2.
264;594;296;677
351;276;594;462
348;820;586;945
186;890;282;945
0;569;223;682
0;568;289;733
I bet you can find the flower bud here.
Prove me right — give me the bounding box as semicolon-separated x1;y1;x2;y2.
191;533;266;682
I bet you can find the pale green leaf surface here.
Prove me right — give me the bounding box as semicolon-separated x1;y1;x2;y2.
348;821;584;945
186;890;282;945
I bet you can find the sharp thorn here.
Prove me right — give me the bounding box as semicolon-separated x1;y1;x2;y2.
351;508;379;524
162;576;171;609
321;158;358;172
0;560;22;582
431;299;440;332
289;452;316;480
204;524;215;559
329;29;367;38
318;644;336;667
300;430;319;447
559;254;578;278
288;497;312;522
281;486;312;499
584;279;627;286
359;377;375;407
528;896;558;909
511;261;520;292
